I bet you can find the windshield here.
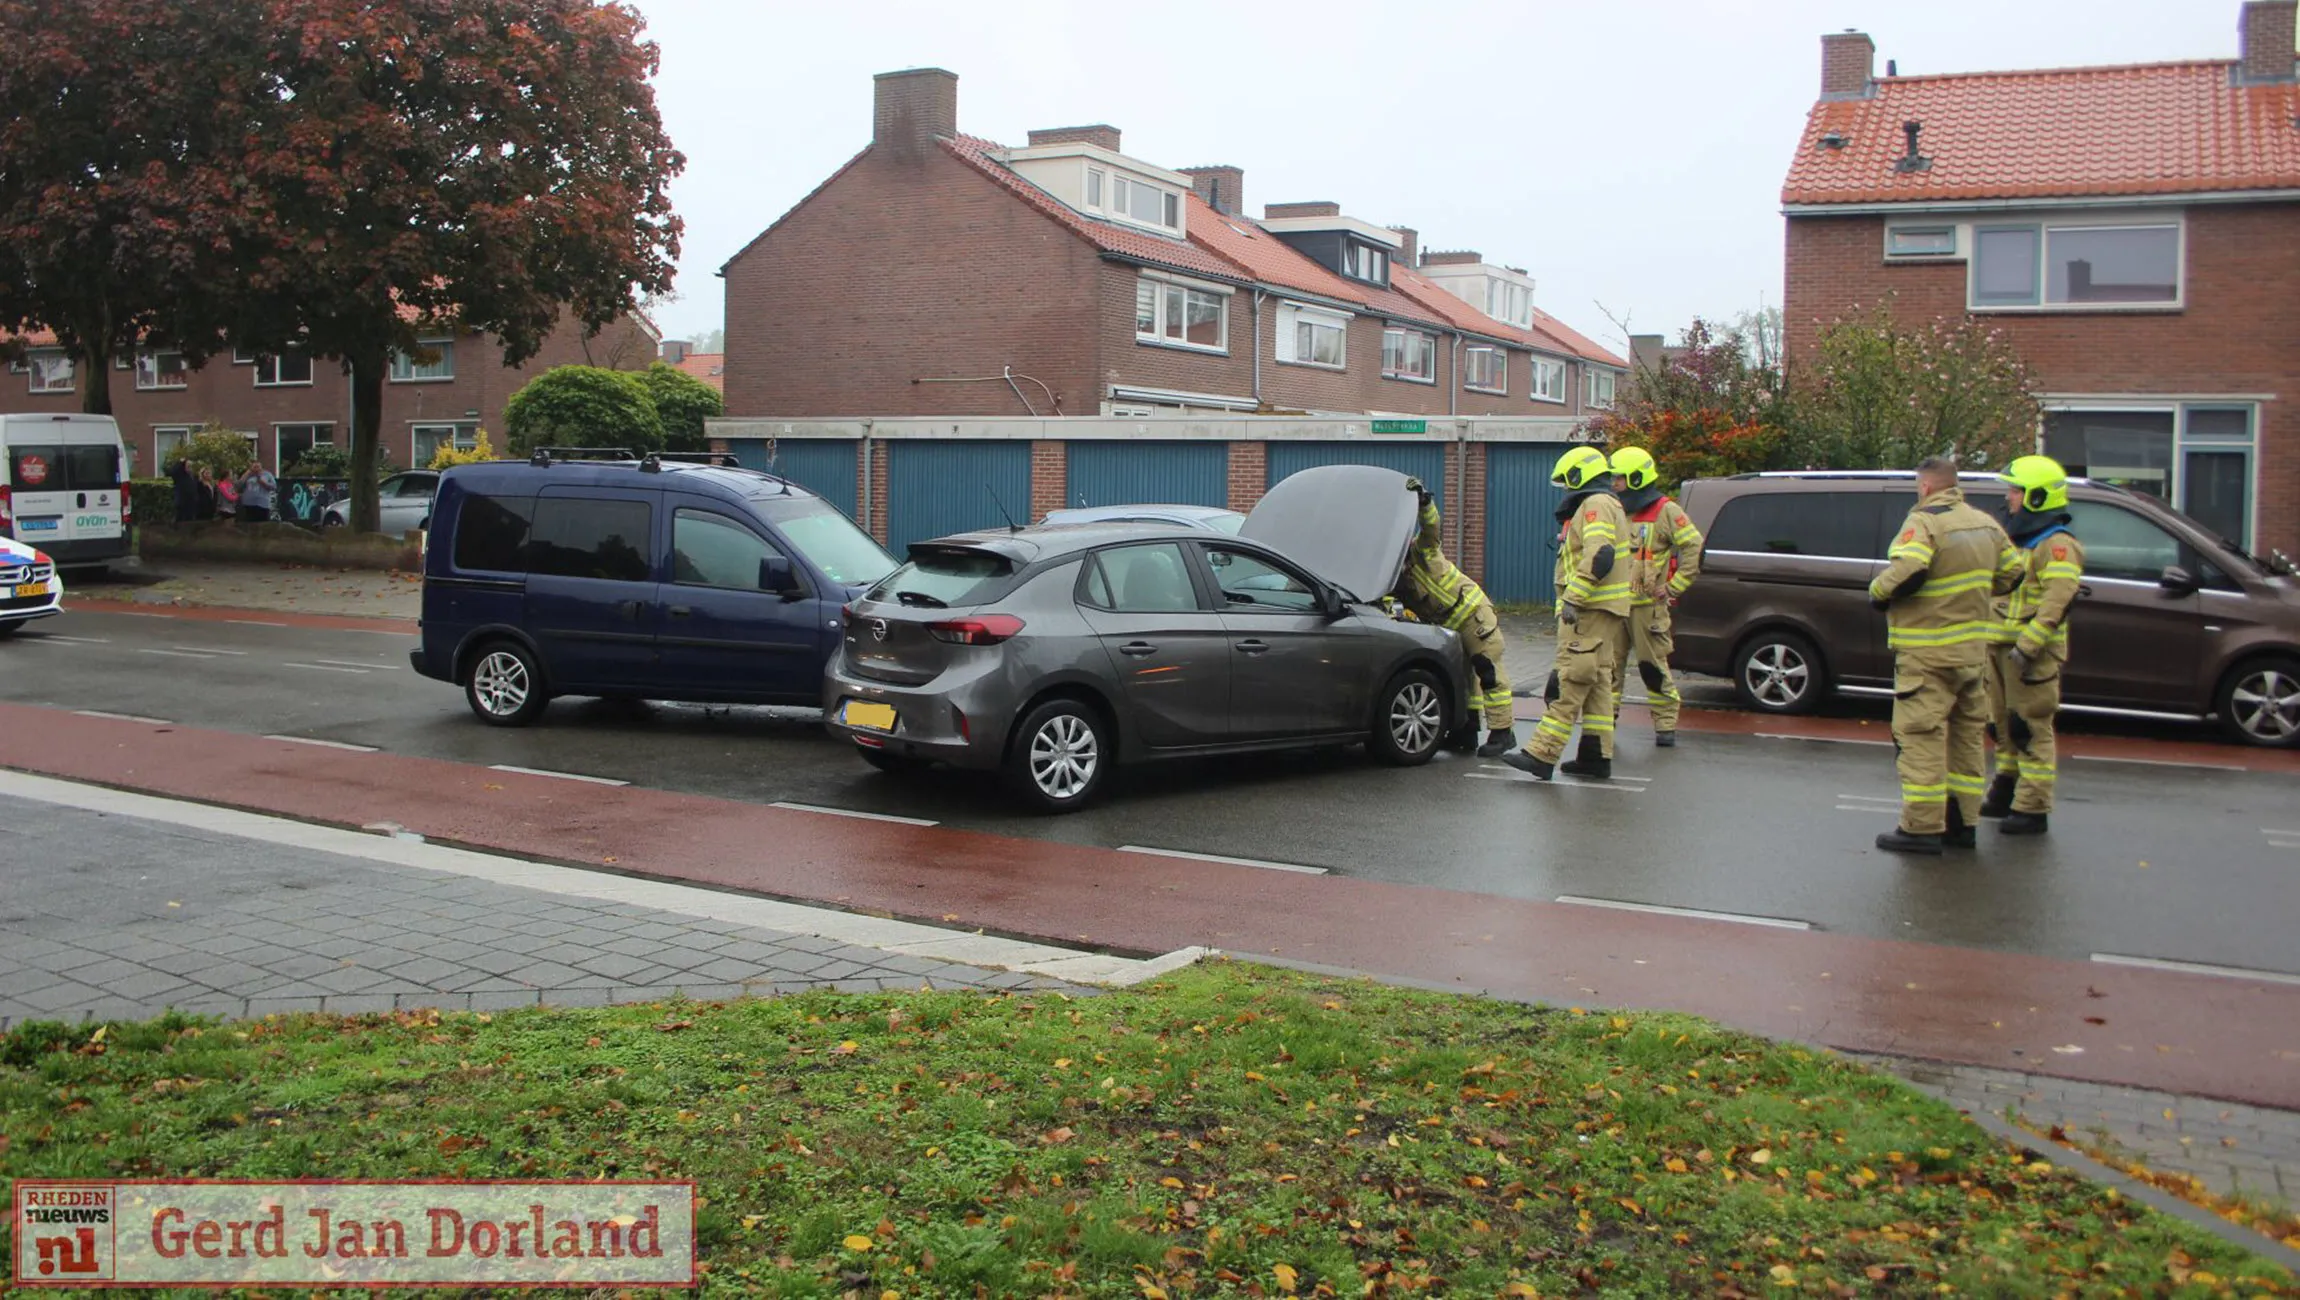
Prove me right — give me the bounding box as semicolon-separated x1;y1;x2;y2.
751;495;896;587
867;548;1013;607
1206;512;1246;535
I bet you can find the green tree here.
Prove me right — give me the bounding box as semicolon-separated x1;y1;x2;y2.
638;360;723;452
505;366;662;456
180;422;255;479
1788;302;2040;471
1583;317;1790;490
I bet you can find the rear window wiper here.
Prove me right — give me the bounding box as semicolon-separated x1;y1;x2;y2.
895;590;949;608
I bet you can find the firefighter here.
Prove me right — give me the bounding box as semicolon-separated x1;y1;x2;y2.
1606;446;1702;747
1503;445;1632;781
1395;476;1517;757
1868;456;2025;855
1981;455;2084;836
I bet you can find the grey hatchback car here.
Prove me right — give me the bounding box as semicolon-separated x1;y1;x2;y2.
823;465;1477;811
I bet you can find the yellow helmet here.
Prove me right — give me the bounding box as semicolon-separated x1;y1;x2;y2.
1997;454;2069;513
1552;445;1611;490
1608;446;1658;491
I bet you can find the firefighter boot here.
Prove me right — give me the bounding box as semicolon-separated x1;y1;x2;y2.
1978;773;2018;819
1476;728;1517;759
1944;800;1977;849
1500;750;1555;782
1559;735;1611;780
1874;828;1945;856
1654;732;1677;748
1999;811;2050;837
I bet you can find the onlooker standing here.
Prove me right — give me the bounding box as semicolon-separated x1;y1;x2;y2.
194;466;219;520
213;468;240;519
167;458;200;524
239;463;277;523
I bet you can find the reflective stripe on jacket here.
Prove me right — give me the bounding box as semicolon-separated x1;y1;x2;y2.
1628;496;1702;605
1868;487;2022;664
1560;492;1633;615
1396;501;1487;630
1996;529;2085;661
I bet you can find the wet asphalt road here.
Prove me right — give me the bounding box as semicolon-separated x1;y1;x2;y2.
5;608;2296;977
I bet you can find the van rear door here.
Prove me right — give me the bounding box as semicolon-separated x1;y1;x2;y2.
6;437;124;559
521;486;664;691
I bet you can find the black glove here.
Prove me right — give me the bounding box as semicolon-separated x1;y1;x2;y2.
1404;476;1430;506
1869;596;1890;612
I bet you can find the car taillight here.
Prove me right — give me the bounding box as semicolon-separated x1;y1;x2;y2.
926;614;1024;646
0;485;12;533
119;479;132;524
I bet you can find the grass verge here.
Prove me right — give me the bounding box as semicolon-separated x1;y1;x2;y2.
2011;1115;2300;1254
3;962;2291;1296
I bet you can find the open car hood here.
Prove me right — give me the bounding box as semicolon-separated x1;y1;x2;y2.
1240;464;1418;603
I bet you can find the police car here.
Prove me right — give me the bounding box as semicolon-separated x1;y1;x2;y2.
0;534;62;636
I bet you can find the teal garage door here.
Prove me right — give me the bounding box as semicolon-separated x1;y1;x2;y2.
728;438;858;518
1064;441;1229;512
1265;441;1447;512
1482;444;1570;603
883;441;1034;554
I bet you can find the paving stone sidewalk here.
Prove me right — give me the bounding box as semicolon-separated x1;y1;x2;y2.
69;556;420;620
0;796;1072;1029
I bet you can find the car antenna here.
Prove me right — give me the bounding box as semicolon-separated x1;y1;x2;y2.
987;481;1022;533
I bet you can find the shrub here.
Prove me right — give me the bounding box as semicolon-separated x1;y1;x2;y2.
128;477;176;526
283;443;353;479
177;422;256;479
1787;303;2040;471
504;366;662;457
638;361;723;453
427;429;498;470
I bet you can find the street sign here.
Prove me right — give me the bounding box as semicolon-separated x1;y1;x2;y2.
1369;420;1427;434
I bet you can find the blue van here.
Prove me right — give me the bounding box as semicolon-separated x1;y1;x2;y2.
410;450;898;725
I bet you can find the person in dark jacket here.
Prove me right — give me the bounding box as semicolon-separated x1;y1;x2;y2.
167;459;200;523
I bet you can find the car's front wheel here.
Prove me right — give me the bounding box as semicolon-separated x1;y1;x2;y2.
464;640;549;727
2216;655;2300;748
1370;668;1446;767
1004;697;1110;813
1733;629;1824;715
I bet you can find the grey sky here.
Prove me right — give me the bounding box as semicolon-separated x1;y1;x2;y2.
630;0;2248;357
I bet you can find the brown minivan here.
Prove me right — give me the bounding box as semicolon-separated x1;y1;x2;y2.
1670;471;2300;747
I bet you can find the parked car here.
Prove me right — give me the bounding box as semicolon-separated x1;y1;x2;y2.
1670;470;2300;747
1041;503;1245;533
823;464;1478;811
0;533;62;636
0;412;131;571
409;452;898;724
323;470;438;534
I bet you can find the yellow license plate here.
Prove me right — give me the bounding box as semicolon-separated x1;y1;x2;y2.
843;701;897;732
12;582;46;599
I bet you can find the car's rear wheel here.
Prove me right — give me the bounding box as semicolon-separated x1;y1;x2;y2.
1004;698;1110;813
1733;629;1824;715
2215;655;2300;748
1370;668;1446;767
464;640;549;727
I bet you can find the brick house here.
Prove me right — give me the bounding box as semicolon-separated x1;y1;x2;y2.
719;68;1626;423
3;314;660;476
1781;0;2300;557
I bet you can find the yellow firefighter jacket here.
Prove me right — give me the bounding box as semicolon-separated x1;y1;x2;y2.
1396;501;1489;631
1995;522;2086;666
1869;487;2024;668
1559;491;1633;617
1626;496;1703;606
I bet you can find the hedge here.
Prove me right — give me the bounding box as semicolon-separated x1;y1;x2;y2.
128;478;177;527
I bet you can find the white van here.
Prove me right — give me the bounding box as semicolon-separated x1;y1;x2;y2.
0;412;131;570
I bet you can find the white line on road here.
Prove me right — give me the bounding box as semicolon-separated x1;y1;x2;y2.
769;801;937;827
1755;732;1894;747
488;764;629;787
2090;953;2300;987
173;645;247;656
1836;805;1896;814
1117;845;1327;875
226;619;288;628
314;659;397;671
262;735;381;753
73;709;171;725
1837;793;1899;801
34;634;109;644
2069;755;2247;773
282;662;368;674
2260;828;2300;837
1466;771;1644;793
136;647;216;659
1556;894;1813;931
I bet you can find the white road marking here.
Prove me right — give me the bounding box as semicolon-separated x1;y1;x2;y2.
2089;953;2300;987
173;645;247;656
1837;793;1899;801
136;647;216;659
73;709;170;725
282;662;368;674
1836;805;1896;814
350;628;415;636
1466;771;1644;793
1555;894;1813;931
769;801;937;827
314;659;396;671
226;619;288;628
34;634;109;644
1754;732;1894;747
2069;755;2246;773
489;764;629;787
2260;828;2300;837
262;735;381;753
1116;845;1326;875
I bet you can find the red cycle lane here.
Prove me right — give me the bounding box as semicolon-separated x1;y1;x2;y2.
3;701;2294;1108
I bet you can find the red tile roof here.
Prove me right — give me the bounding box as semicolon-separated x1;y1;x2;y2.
1783;60;2300;205
673;351;724;392
1527;307;1628;370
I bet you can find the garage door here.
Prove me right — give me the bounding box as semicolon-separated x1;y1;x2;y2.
1265;441;1447;512
1064;441;1228;513
727;438;858;518
883;441;1034;554
1482;443;1569;603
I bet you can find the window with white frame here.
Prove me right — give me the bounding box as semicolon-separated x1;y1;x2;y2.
1972;220;2180;308
1085;168;1104;209
413;423;479;466
390;339;455;382
1585;368;1616;409
276;423;333;470
1463;346;1506;393
1381;328;1436;383
135;349;189;390
2042;404;2258;548
1885;225;1957;257
26;348;73;393
1111;176;1180;231
1342;242;1389;285
1276;303;1347;369
1529;357;1567;403
1484;280;1533;329
254;350;314;386
154;426;196;467
1134;277;1228;352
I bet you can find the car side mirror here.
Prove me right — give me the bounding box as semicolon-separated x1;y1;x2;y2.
2158;565;2198;596
1321;587;1349;619
760;554;800;598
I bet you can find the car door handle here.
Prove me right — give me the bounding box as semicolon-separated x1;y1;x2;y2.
1236;639;1270;655
668;605;692;618
2077;584;2094;598
1118;641;1157;658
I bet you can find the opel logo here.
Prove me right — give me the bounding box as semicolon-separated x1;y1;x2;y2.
870;618;888;642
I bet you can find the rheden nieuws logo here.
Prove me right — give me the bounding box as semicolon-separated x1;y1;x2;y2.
12;1181;696;1288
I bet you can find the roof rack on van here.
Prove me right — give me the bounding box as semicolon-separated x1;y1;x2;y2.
528;447;639;467
641;452;744;471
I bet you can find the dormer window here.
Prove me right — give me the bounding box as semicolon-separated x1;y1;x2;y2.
1085;169;1104;208
1341;242;1389;285
1113;177;1180;231
1486;280;1533;330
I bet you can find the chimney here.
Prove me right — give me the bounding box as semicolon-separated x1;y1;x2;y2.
2239;0;2298;82
1421;250;1483;266
1387;226;1419;267
660;339;688;364
1027;124;1122;151
1180;166;1245;216
1263;201;1341;219
873;68;958;155
1820;29;1876;98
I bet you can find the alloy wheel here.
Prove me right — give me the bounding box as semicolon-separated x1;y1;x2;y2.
471;651;531;718
1028;713;1099;801
1745;642;1810;709
1389;681;1441;754
2230;667;2300;743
